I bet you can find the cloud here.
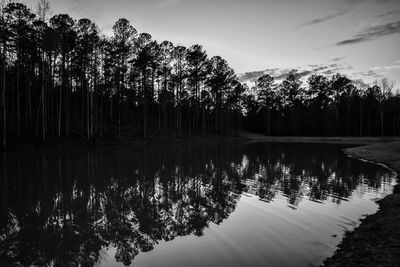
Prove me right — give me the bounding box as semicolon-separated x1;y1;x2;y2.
348;65;400;83
238;70;268;83
372;65;400;71
296;9;351;29
331;57;346;62
377;9;400;18
348;71;383;84
239;64;385;87
238;68;290;83
296;0;394;30
338;0;393;5
238;62;352;84
299;70;312;77
310;63;352;73
322;70;335;75
297;0;393;30
336;20;400;45
352;70;381;78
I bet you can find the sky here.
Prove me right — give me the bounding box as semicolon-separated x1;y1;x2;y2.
22;0;400;87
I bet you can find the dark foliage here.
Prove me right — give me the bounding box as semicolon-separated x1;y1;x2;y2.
0;1;399;149
244;72;399;137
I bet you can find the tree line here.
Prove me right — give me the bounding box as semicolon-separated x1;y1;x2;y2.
0;0;243;148
244;71;399;137
0;0;399;149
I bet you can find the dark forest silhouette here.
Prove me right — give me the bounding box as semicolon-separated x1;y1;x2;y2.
0;0;399;149
245;72;399;137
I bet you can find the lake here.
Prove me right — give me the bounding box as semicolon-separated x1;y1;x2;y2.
0;142;395;267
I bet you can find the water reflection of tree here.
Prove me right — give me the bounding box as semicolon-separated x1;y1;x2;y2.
0;143;392;266
239;143;392;207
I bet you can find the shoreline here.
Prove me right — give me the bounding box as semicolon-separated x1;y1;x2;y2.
1;134;250;152
242;133;400;266
3;133;400;152
241;133;400;144
323;142;400;266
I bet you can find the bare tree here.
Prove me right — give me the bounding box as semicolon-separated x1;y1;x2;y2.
0;3;6;148
36;0;51;22
376;78;395;136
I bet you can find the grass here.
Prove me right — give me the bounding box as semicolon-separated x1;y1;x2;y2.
242;132;400;144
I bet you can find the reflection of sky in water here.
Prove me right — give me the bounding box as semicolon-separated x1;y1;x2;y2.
0;142;395;267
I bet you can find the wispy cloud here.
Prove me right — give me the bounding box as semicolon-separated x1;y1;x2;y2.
338;0;394;5
373;65;400;71
331;57;346;62
377;9;400;18
296;9;351;29
352;70;381;78
239;64;383;86
296;0;392;30
238;61;353;84
336;20;400;45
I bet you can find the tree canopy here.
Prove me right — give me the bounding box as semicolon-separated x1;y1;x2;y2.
0;1;399;149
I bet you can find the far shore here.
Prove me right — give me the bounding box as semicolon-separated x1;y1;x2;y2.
1;134;250;152
244;132;400;266
242;132;400;144
4;132;400;152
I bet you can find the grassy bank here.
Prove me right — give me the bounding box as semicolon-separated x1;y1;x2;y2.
323;142;400;267
242;133;400;144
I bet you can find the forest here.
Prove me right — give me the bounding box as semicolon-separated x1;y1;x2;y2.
1;0;399;149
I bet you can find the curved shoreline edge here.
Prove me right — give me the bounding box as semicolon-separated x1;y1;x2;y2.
345;153;398;181
322;142;400;266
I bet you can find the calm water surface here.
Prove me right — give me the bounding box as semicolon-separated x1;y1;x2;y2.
0;142;395;266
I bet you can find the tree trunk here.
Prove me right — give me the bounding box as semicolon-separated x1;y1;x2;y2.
380;109;384;137
359;101;362;137
41;53;46;140
202;106;206;136
16;56;20;139
65;56;70;136
1;41;6;148
142;71;147;139
87;71;90;140
267;109;270;136
58;54;65;137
